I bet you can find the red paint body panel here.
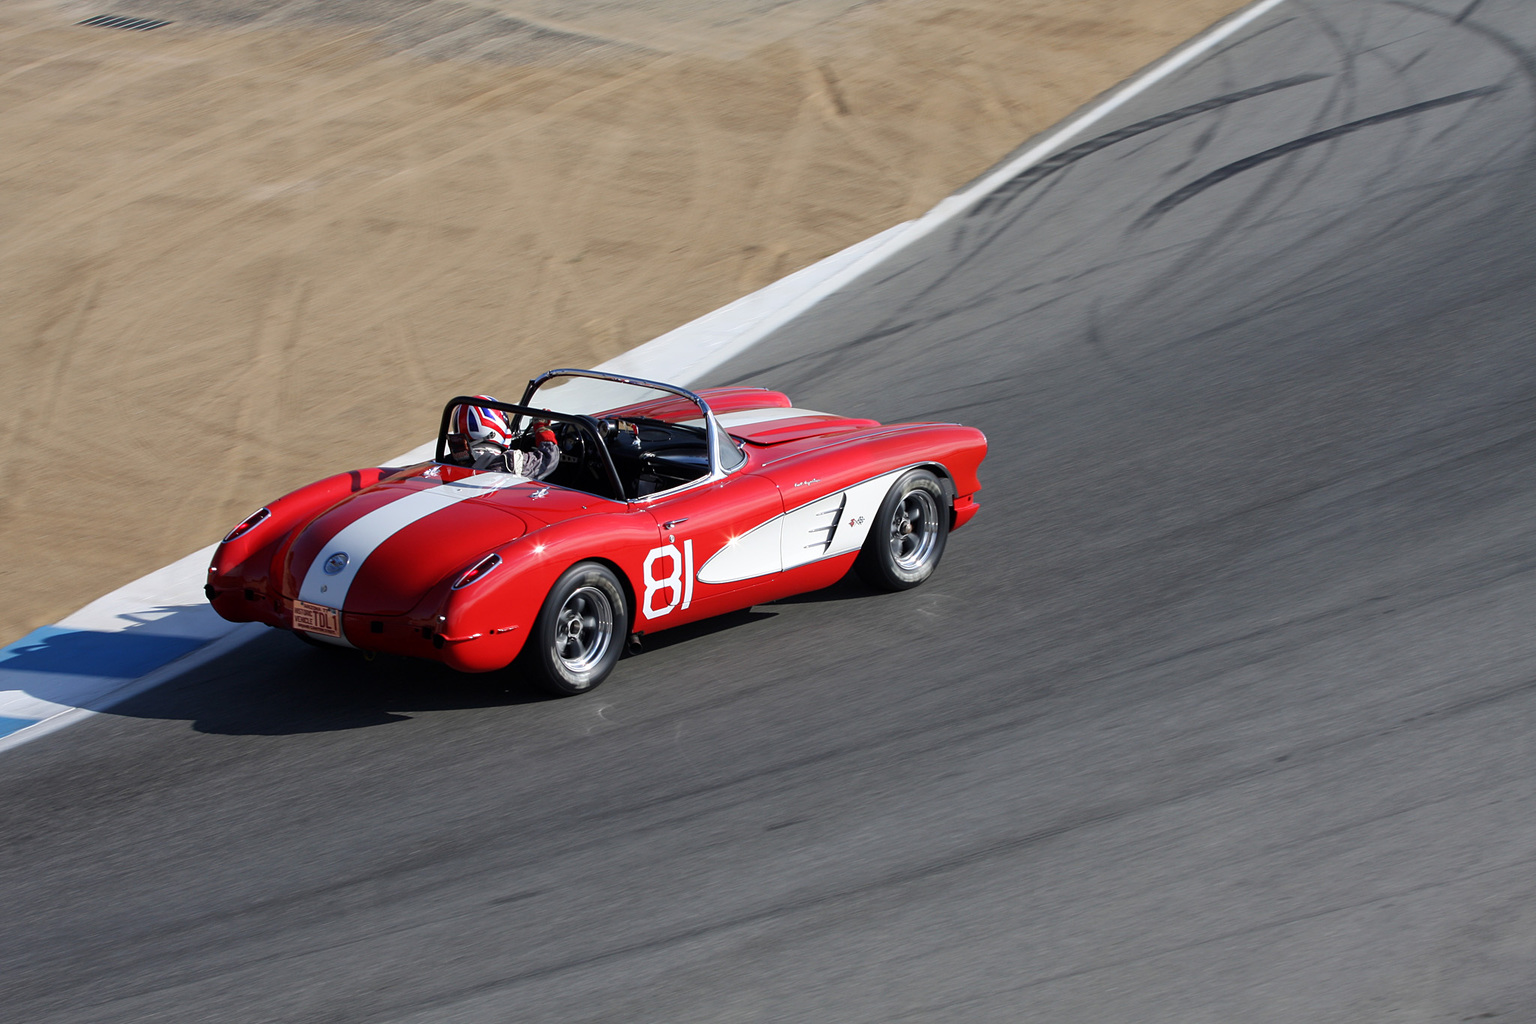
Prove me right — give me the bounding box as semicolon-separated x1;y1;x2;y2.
596;387;792;423
208;382;986;676
207;467;394;619
346;502;529;615
730;416;881;445
636;473;785;629
689;387;794;415
755;422;987;507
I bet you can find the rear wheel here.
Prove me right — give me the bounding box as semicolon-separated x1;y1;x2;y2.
524;561;626;695
855;469;949;591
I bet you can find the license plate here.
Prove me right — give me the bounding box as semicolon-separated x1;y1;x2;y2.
292;600;341;638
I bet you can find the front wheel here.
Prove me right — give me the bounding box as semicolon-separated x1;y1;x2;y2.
855;469;949;591
524;561;627;695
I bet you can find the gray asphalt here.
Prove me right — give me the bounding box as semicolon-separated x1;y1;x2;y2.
7;1;1536;1020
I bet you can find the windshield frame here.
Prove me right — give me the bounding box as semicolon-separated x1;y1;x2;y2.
519;368;745;497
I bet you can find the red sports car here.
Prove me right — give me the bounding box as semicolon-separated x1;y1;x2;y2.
207;370;987;694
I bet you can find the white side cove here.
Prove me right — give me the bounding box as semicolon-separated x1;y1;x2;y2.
698;469;901;584
0;0;1294;752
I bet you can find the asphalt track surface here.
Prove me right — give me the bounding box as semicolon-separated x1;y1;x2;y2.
7;1;1536;1020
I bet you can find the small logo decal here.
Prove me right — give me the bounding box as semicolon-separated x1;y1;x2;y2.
848;516;866;528
323;552;350;575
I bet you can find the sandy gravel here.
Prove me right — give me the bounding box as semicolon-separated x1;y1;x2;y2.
0;0;1244;644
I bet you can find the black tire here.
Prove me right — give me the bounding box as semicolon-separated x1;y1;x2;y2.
855;469;949;591
524;561;627;695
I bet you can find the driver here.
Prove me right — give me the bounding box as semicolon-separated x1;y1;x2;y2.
450;397;559;480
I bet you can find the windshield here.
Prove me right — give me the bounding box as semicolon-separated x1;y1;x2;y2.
506;370;746;496
521;374;707;424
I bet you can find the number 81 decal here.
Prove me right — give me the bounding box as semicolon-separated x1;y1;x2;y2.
642;539;694;619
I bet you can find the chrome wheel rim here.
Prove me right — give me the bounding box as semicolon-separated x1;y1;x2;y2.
554;585;613;674
888;488;940;572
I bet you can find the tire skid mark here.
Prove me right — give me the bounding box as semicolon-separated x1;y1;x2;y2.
1103;150;1519;380
1124;96;1529;348
1392;0;1536;82
1191;10;1302;69
1118;0;1373;307
967;73;1330;218
891;68;1337;368
1260;0;1376;203
1133;84;1502;228
804;78;1284;383
1122;50;1513;319
1455;0;1487;24
804;63;1311;380
730;14;1335;394
1050;1;1452;333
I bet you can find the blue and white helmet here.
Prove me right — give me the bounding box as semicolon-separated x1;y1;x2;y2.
453;396;512;447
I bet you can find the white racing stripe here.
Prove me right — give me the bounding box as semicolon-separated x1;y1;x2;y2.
679;407;829;430
297;473;527;613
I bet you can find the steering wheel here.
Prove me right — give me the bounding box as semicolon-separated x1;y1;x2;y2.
550;420;586;464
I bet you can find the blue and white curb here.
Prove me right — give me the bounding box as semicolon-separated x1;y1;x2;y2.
0;546;266;750
0;0;1291;753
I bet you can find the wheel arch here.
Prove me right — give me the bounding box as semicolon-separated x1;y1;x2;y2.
553;554;639;636
915;461;959;527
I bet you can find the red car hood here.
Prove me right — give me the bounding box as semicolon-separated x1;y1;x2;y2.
282;469;606;616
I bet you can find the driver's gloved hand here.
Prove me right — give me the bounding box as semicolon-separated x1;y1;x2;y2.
511;424;557;451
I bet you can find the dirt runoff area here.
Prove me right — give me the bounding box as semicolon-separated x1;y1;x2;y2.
0;0;1245;644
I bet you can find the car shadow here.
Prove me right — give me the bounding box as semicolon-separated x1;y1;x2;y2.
630;607;780;654
106;605;794;736
768;572;882;605
103;628;553;736
22;574;885;738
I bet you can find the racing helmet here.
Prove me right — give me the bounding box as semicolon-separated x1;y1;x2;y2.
452;396;513;447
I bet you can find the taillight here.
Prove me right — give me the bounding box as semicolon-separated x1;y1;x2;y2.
222;507;271;543
452;553;502;590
